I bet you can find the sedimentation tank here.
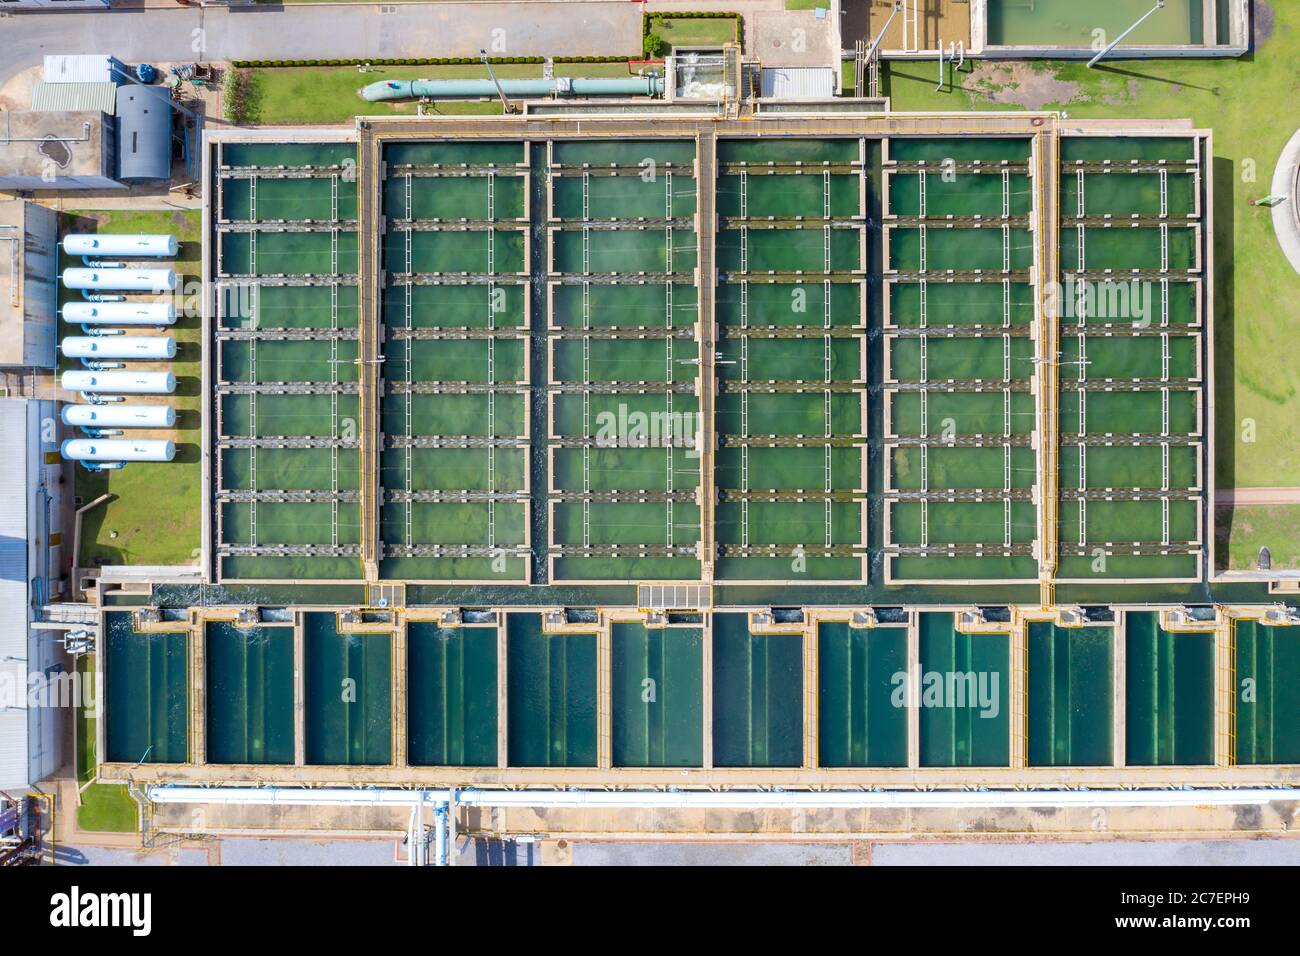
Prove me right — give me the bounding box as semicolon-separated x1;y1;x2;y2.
62;404;176;429
63;234;178;258
362;75;664;102
62;336;176;360
61;369;176;394
63;267;177;292
61;438;175;462
63;301;177;326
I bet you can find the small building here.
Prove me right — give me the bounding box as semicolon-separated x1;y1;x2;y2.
0;398;67;794
42;55;123;85
0;110;120;191
31;81;120;117
0;200;58;370
116;85;173;182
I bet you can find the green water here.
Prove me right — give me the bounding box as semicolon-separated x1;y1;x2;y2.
890;390;1036;437
889;138;1031;163
889;172;1033;218
553;139;695;165
711;613;803;767
221;230;359;277
888;279;1035;326
717;227;862;273
817;623;908;767
223;143;355;168
717;172;860;219
719;138;860;164
1061;172;1197;218
987;0;1203;47
1061;137;1197;163
224;176;359;223
1124;610;1214;765
1232;622;1300;765
1027;623;1113;766
206;622;295;765
918;612;1010;767
889;226;1034;272
407;624;498;766
1060;389;1199;434
222;284;359;330
303;612;392;765
612;623;703;767
506;614;597;767
104;612;188;764
388;229;526;274
384;283;527;329
386;174;526;221
551;282;697;328
717;280;862;326
552;228;696;273
387;142;526;167
554;173;697;220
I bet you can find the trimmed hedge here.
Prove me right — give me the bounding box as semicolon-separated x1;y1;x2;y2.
229;56;546;69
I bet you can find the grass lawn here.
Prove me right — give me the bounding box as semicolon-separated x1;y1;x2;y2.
239;64;540;125
785;0;828;9
648;16;740;53
77;784;140;833
65;208;202;568
883;11;1300;566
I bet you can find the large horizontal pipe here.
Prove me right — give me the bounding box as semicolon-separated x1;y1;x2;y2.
362;75;664;102
63;267;176;292
143;786;1300;810
62;404;176;429
63;233;178;258
63;301;177;326
62;438;175;462
62;336;176;360
61;369;175;394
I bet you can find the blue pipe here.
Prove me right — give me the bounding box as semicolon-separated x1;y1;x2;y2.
362;74;664;102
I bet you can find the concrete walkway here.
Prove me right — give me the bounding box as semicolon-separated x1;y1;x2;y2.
1270;126;1300;274
1215;487;1300;505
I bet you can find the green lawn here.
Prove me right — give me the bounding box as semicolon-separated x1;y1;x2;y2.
649;16;740;53
237;64;541;125
785;0;828;9
66;208;202;568
882;12;1300;567
77;784;140;833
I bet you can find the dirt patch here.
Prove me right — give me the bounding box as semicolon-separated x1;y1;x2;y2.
1255;1;1275;49
961;62;1080;111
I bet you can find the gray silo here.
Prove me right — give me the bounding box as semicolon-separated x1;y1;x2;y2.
115;85;172;182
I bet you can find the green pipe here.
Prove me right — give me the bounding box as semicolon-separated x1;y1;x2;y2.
362;75;665;102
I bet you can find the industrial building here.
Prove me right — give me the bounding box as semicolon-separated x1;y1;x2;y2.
0;199;58;370
0;110;120;192
0;398;67;794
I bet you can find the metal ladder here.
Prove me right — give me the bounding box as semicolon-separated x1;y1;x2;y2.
1002;333;1012;382
918;224;927;273
1160;222;1170;272
405;232;414;549
1077;224;1087;272
1002;168;1011;219
1001;223;1011;273
1002;278;1011;328
249;230;258;275
919;278;928;327
1076;169;1086;218
250;175;258;221
248;332;258;546
1160;277;1170;327
1159;168;1169;218
918;169;927;218
331;174;339;223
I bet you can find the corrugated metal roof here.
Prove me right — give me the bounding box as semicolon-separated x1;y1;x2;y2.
31;81;118;116
760;67;836;100
43;55;120;85
0;400;30;791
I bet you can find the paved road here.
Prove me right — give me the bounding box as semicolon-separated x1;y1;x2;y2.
0;2;643;84
1215;487;1300;505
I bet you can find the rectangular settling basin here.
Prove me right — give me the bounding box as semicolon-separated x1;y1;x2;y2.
205;622;295;765
104;612;188;764
817;622;907;767
506;613;597;767
1027;622;1113;767
612;622;703;768
303;611;392;765
407;623;498;767
711;613;803;767
1125;610;1214;766
918;612;1009;767
1233;621;1300;765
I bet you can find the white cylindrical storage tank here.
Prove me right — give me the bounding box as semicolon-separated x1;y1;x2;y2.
62;300;177;326
62;267;176;292
63;234;178;258
61;336;176;360
61;438;175;463
62;404;176;429
61;370;176;394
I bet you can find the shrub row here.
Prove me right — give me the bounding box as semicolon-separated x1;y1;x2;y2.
229;56;545;69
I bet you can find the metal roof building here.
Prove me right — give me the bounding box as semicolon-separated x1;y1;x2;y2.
0;200;58;369
760;67;836;100
0;399;66;794
31;81;120;116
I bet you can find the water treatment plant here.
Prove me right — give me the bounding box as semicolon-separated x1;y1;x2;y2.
1;0;1299;870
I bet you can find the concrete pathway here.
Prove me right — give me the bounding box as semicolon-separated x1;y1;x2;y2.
1270;126;1300;274
1215;487;1300;505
